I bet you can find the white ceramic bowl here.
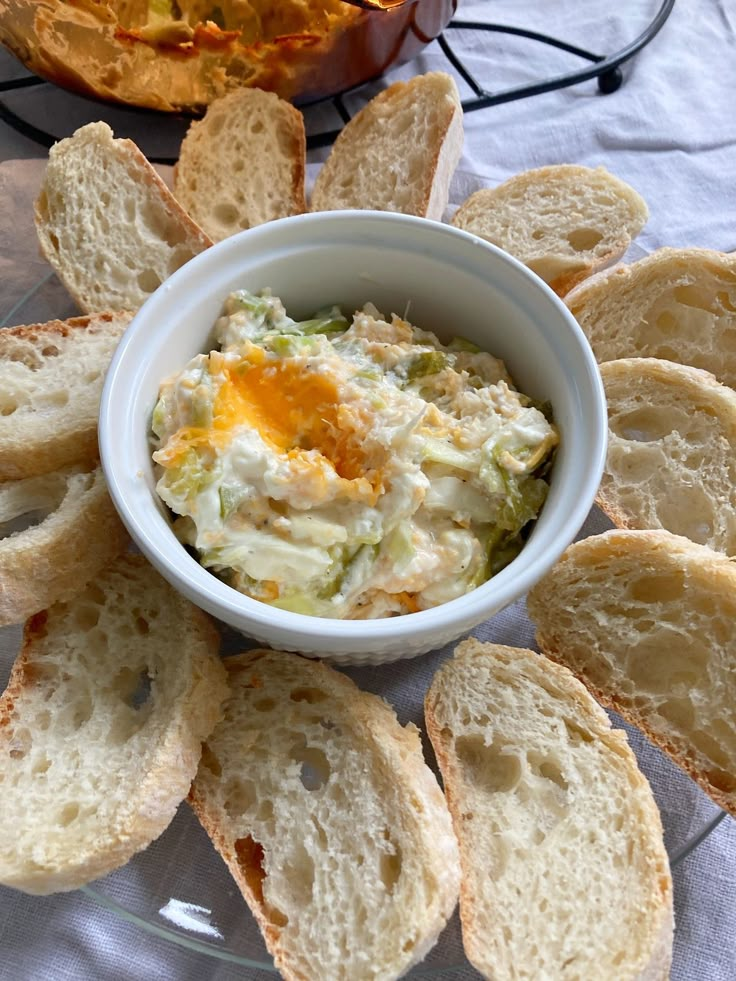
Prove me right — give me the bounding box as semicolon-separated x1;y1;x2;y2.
100;211;606;665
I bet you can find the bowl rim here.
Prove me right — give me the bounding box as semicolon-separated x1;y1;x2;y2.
99;209;607;653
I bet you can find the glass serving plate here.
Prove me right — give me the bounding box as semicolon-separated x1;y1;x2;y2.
0;273;728;977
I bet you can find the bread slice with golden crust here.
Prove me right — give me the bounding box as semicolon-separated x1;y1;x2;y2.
174;88;306;243
527;528;736;817
35;122;213;313
451;165;649;296
190;648;460;981
0;312;132;480
425;638;673;981
598;358;736;554
310;72;463;221
0;554;227;895
565;247;736;386
0;464;129;627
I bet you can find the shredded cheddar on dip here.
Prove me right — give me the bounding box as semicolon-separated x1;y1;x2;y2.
151;290;558;618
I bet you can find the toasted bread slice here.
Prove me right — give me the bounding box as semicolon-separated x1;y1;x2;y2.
35;122;213;313
189;648;460;981
527;529;736;817
174;88;306;243
565;247;736;385
0;554;227;894
599;358;736;553
425;639;673;981
310;72;463;221
0;464;129;627
0;312;132;480
451;165;648;296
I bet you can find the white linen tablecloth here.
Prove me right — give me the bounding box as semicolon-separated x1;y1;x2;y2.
1;0;735;978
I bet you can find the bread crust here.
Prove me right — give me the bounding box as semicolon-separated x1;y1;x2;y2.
0;554;227;894
0;465;130;626
0;311;132;479
425;638;673;981
190;648;460;981
527;528;736;817
421;85;464;222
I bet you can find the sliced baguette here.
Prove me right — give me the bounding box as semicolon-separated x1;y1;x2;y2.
173;88;306;243
598;358;736;554
451;165;648;296
0;554;227;895
0;312;132;480
35;121;213;313
189;648;460;981
0;464;129;627
526;529;736;817
310;72;463;220
565;247;736;386
425;639;673;981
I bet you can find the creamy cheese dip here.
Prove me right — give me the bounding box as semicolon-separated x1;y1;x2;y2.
151;290;558;619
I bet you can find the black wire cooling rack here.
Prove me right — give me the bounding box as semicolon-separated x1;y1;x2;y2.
318;0;675;148
0;0;675;161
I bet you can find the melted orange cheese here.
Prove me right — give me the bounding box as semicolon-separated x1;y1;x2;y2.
218;359;368;482
158;353;385;499
219;360;336;446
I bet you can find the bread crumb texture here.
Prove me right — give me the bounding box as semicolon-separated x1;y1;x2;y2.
527;529;736;817
566;247;736;387
34;121;212;313
174;88;306;242
598;358;736;553
0;554;227;894
451;165;648;295
0;464;129;626
425;639;672;981
0;312;131;479
310;72;463;221
190;648;460;981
